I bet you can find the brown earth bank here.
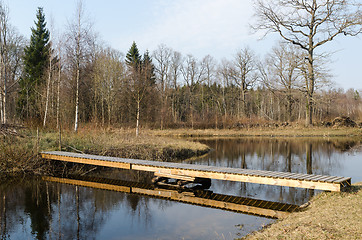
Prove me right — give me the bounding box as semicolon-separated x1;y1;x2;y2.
243;182;362;240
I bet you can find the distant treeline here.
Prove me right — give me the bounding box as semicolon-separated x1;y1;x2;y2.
0;3;361;131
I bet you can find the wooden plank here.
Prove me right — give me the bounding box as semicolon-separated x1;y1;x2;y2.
41;153;131;170
272;172;296;178
335;177;352;183
318;176;340;182
300;174;324;181
306;175;331;182
323;176;345;182
288;173;313;180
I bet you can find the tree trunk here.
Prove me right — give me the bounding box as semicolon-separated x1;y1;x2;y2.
306;143;312;174
306;33;315;126
306;93;313;126
101;97;104;127
74;65;79;132
136;98;140;137
43;58;52;127
0;53;7;125
287;93;292;122
56;62;61;129
108;95;111;127
0;91;3;124
241;88;246;118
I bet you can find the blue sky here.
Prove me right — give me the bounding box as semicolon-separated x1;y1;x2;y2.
6;0;362;91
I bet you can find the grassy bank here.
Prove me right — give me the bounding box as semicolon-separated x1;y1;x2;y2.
151;126;362;138
40;128;210;160
244;182;362;240
0;127;210;177
2;125;361;177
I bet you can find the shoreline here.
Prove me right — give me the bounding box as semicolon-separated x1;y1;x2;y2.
1;126;361;177
150;127;362;138
243;182;362;240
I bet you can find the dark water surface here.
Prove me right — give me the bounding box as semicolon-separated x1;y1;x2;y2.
0;137;361;240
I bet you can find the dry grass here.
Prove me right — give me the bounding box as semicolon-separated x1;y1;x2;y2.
245;182;362;240
39;128;210;161
151;127;362;138
1;128;210;177
0;134;46;177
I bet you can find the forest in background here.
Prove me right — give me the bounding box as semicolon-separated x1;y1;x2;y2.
0;1;361;134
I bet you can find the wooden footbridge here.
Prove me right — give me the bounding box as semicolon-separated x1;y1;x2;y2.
43;175;300;219
41;151;351;192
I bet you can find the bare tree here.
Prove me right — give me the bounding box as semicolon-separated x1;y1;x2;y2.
153;44;171;129
253;0;362;125
0;2;10;125
0;2;24;125
65;0;93;132
200;55;216;121
217;59;233;121
181;54;206;127
169;50;182;123
230;47;258;117
93;47;124;127
262;42;304;121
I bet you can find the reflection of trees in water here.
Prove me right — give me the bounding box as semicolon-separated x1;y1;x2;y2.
0;179;55;240
0;176;177;239
197;138;350;175
23;181;55;240
195;138;354;204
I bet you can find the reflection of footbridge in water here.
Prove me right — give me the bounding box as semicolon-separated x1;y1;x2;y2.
43;175;300;219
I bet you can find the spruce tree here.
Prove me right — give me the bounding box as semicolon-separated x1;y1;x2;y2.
126;41;141;69
142;50;156;85
18;7;50;119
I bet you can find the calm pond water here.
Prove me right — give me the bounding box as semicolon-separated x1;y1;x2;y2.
0;137;361;240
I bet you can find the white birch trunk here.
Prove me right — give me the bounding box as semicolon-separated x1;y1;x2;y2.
0;91;3;124
74;66;79;132
43;58;52;127
56;61;61;129
136;97;140;137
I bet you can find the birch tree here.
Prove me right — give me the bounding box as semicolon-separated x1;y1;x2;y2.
65;0;93;132
253;0;362;125
0;2;9;125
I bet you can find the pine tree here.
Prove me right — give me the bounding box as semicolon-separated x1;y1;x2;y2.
18;7;50;119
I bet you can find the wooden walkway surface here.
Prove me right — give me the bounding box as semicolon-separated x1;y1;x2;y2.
43;175;300;219
41;151;351;192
